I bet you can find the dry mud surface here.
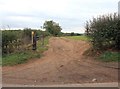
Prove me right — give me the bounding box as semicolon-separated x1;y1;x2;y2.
2;37;118;85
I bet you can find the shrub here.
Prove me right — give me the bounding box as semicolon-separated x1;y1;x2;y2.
85;13;120;50
2;30;18;54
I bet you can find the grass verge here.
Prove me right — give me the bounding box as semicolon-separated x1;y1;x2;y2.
83;48;120;62
98;51;120;62
2;51;41;66
65;36;90;41
2;36;50;66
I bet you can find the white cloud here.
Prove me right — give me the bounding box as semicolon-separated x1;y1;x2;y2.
0;0;119;33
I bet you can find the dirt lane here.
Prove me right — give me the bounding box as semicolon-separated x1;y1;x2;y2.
2;37;118;85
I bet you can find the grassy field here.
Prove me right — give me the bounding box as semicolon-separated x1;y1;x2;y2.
65;36;90;41
2;37;50;66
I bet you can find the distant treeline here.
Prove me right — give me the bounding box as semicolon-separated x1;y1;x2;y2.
62;32;83;36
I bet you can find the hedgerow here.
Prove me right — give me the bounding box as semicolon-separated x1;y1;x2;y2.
85;13;120;50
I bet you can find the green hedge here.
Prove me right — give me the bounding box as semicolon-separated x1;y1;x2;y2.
85;13;120;50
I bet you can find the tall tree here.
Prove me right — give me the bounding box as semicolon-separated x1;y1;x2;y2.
43;20;62;36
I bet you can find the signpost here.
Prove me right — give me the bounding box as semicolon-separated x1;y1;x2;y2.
32;31;34;44
31;31;37;50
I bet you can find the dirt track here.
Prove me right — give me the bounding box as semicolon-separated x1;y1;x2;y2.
2;37;118;85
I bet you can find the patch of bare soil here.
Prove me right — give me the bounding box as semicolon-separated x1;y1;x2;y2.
2;37;118;85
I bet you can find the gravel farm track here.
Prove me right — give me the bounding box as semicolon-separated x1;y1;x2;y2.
2;37;118;85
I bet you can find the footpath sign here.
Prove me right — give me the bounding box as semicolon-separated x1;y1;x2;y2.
32;31;37;50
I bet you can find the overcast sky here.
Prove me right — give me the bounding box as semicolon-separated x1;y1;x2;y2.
0;0;119;33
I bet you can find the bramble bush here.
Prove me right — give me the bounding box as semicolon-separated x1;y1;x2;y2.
85;13;120;51
2;29;45;54
2;30;18;54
